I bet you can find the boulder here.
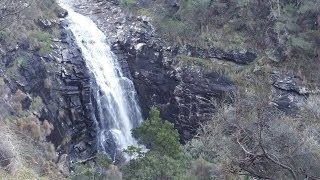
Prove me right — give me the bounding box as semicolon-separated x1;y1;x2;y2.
272;72;309;95
184;45;257;65
57;8;68;18
37;18;56;29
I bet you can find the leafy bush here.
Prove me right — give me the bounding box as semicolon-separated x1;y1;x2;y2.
30;96;43;112
132;107;180;157
120;0;136;8
5;56;28;80
123;107;216;180
69;163;95;180
123;145;145;159
96;153;112;169
69;153;115;179
31;31;53;55
122;151;193;180
0;31;7;40
15;56;28;69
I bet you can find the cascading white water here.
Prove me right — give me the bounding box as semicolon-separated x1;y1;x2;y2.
58;1;142;156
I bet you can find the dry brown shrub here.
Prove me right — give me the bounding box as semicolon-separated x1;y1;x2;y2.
105;165;122;180
42;120;54;137
9;90;28;116
0;126;21;175
12;90;27;103
16;115;53;141
11;115;65;179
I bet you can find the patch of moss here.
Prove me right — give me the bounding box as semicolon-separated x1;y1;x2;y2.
31;32;52;55
136;8;154;18
5;56;28;80
289;36;314;51
0;31;7;41
15;56;28;69
5;66;18;80
44;78;52;89
30;96;43;112
120;0;136;8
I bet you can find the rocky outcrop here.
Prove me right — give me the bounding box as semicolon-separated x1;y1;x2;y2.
0;21;97;163
270;71;309;114
180;45;257;65
75;0;234;141
272;72;309;95
52;27;97;162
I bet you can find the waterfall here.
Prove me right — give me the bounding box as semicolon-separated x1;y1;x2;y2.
58;1;143;157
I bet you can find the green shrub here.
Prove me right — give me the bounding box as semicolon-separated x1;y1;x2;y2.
69;163;97;180
157;17;194;44
31;32;52;55
132;107;180;157
30;96;43;112
120;0;136;8
95;153;112;169
5;56;28;80
68;153;113;179
122;152;194;180
5;66;18;80
15;57;27;69
0;31;7;40
136;8;153;18
124;145;145;159
288;36;314;52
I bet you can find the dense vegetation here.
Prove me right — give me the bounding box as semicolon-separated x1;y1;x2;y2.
0;0;62;53
122;0;320;84
0;80;65;179
70;103;320;179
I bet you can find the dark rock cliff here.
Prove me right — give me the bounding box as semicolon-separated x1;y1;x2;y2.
75;0;234;141
74;0;311;142
0;21;97;162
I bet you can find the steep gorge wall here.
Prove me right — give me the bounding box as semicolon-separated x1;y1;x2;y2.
74;0;234;141
77;0;314;142
0;18;98;163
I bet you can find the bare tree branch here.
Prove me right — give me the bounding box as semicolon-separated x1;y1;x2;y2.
258;126;298;180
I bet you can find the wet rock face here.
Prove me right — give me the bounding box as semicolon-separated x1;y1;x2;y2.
79;0;234;141
121;39;234;141
54;28;97;162
1;22;97;162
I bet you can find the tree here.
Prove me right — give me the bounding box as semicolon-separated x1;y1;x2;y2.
123;145;145;160
131;107;180;157
189;89;320;179
123;107;195;180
